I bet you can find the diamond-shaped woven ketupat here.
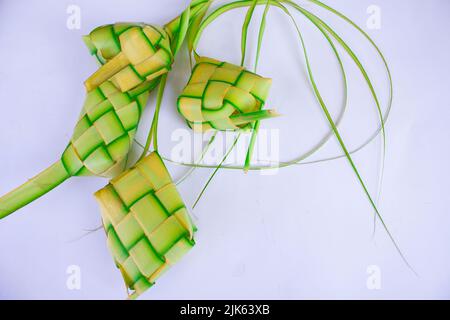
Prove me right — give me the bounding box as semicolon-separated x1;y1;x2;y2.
95;152;196;299
177;56;272;132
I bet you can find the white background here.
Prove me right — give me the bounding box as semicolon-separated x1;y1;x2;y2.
0;0;449;299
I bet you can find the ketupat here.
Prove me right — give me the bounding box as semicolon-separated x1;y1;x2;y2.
178;56;277;132
95;152;195;299
84;24;173;93
0;0;212;220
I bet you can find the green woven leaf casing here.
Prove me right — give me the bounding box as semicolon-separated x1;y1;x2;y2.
61;80;152;178
177;56;272;132
84;23;173;93
94;152;196;299
62;23;174;178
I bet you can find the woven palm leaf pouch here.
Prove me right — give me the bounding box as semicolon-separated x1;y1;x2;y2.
95;152;195;299
178;56;272;132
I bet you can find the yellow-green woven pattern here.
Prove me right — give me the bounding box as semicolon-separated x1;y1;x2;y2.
61;80;152;178
95;152;196;299
60;23;174;179
177;56;272;131
84;23;173;93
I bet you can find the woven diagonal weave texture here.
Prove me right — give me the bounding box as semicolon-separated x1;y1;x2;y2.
61;23;174;178
84;23;173;92
95;152;196;299
177;56;272;131
61;81;152;178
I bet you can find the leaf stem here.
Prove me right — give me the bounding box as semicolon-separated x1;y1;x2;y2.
138;74;167;161
0;161;70;219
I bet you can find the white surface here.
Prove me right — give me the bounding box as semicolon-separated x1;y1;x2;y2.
0;0;449;299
